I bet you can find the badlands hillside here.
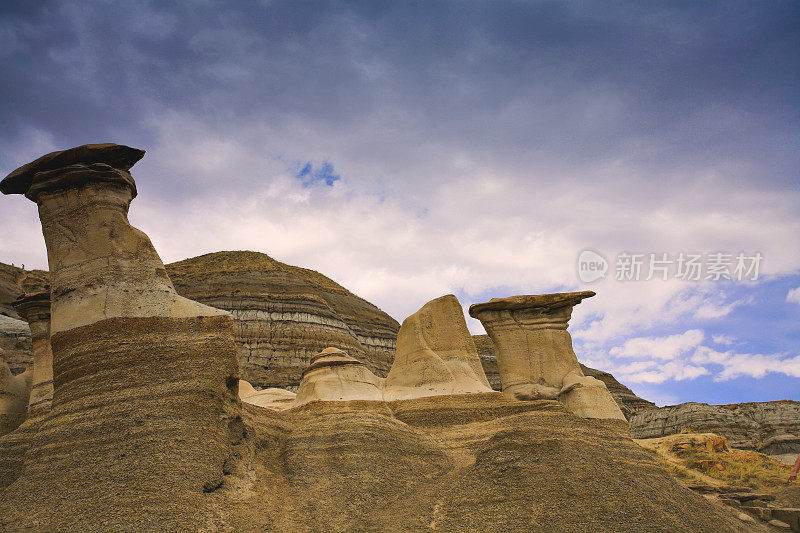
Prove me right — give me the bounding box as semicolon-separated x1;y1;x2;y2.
0;143;797;531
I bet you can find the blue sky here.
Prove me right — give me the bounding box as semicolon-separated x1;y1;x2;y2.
0;1;798;406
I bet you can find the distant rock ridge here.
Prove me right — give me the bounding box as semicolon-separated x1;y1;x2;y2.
629;400;800;452
165;250;399;389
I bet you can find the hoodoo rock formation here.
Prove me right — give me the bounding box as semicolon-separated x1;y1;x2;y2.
0;144;242;530
470;292;625;420
291;347;384;407
473;333;657;418
383;294;492;401
11;291;53;418
166;251;399;389
0;143;778;532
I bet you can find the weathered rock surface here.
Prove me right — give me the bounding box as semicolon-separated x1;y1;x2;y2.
292;347;383;407
470;292;625;420
630;401;800;451
0;262;48;319
166;251;399;390
0;143;242;530
383;295;491;401
199;395;766;532
0;315;30;376
0;263;48;376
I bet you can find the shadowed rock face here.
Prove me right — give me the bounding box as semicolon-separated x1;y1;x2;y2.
12;291;52;419
470;292;625;420
0;315;31;376
0;252;400;390
166;251;399;389
0;144;242;529
383;294;492;401
0;348;29;437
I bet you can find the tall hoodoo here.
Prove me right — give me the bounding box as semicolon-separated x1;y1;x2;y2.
11;291;52;418
0;144;242;529
469;292;624;420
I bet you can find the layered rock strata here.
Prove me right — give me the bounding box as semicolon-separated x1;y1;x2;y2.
0;143;242;530
11;291;52;418
630;401;800;451
207;395;764;532
0;263;48;377
470;292;625;420
383;294;492;401
166;251;399;389
291;347;383;407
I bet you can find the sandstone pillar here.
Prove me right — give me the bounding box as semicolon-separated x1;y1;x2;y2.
469;292;624;420
383;294;492;401
12;291;53;418
0;144;242;529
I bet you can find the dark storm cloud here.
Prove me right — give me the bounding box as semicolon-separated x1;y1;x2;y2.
1;1;797;188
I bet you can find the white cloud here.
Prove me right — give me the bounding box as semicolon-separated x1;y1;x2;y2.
691;346;800;381
609;329;705;360
712;334;735;345
787;286;800;305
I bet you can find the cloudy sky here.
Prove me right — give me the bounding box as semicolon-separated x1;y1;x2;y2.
1;1;798;406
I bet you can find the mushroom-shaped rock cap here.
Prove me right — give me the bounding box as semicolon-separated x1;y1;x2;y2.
0;143;145;199
469;291;595;317
303;347;363;377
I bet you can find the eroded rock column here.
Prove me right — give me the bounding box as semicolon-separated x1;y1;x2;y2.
0;144;242;529
383;294;492;401
12;291;53;418
469;292;624;420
